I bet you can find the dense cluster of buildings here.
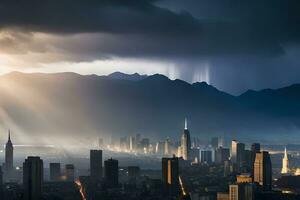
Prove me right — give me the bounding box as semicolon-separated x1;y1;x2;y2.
1;120;300;199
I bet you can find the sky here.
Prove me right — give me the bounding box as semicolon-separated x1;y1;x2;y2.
0;0;300;94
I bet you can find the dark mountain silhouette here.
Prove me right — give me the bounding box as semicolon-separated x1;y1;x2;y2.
0;72;299;144
107;72;147;81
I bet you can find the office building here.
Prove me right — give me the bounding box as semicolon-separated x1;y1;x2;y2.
98;138;103;149
164;138;171;155
104;158;119;187
211;137;219;149
231;140;245;171
215;147;230;163
65;164;75;181
200;150;212;164
50;163;61;181
281;147;289;174
128;166;140;183
254;151;272;191
162;156;179;196
181;118;191;160
140;138;150;153
231;140;238;163
229;183;254;200
90;150;103;181
236;142;245;170
23;156;43;200
251;143;260;177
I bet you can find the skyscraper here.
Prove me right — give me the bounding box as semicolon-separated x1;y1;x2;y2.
231;140;238;163
200;150;213;164
90;150;103;181
23;156;43;200
164;138;171;156
231;140;245;171
181;118;191;160
50;163;61;181
215;147;230;164
281;147;289;174
254;151;272;191
211;137;219;149
251;143;260;177
5;130;14;175
162;156;179;196
65;164;75;181
104;158;118;187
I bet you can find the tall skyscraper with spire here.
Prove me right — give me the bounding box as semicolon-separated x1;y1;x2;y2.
281;147;289;174
181;118;191;160
5;129;14;174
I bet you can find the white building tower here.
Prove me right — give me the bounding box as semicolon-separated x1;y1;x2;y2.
281;147;289;174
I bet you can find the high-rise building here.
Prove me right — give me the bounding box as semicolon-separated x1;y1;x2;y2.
236;143;245;170
23;156;43;200
50;163;61;181
98;138;104;149
281;147;289;174
231;140;238;163
200;150;212;164
136;134;141;145
128;166;140;183
254;151;272;191
243;150;252;172
164;138;171;156
162;156;179;196
251;143;260;177
140;138;150;153
224;160;232;177
231;140;245;171
90;150;103;181
156;141;165;155
5;130;14;176
229;183;254;200
211;137;219;149
181;118;191;160
65;164;75;181
129;136;135;152
104;158;119;187
215;147;230;163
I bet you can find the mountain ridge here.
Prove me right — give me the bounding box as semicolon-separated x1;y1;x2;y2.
0;71;299;144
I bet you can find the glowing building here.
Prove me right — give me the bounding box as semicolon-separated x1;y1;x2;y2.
162;156;179;196
281;147;289;174
181;118;191;160
254;151;272;191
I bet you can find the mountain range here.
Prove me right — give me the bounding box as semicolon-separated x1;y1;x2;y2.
0;71;299;145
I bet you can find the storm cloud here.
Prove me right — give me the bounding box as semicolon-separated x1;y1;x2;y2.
0;0;300;94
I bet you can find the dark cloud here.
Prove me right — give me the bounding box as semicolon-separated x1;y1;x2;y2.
0;0;299;57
